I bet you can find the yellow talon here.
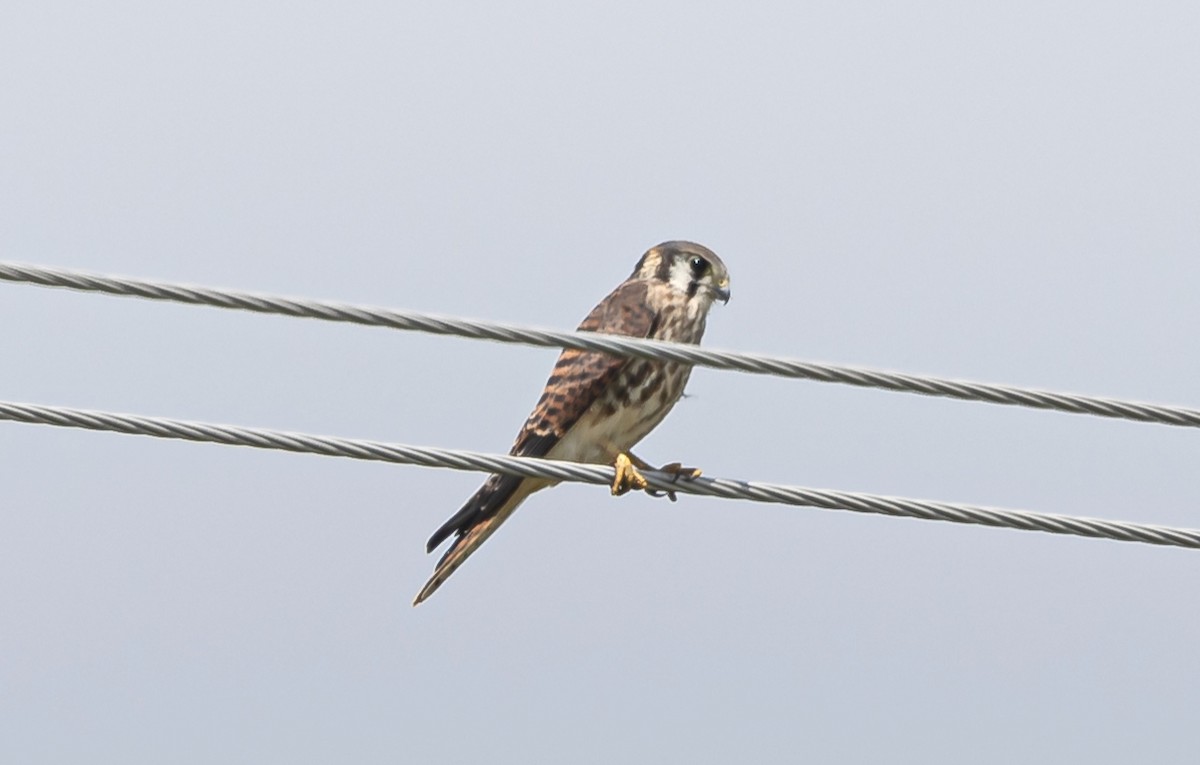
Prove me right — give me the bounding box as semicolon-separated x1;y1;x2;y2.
612;452;649;496
659;462;702;480
645;461;702;501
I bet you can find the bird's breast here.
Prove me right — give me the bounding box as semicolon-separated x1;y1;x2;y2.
548;361;692;465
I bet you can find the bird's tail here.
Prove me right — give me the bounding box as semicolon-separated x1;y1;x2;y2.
412;476;548;606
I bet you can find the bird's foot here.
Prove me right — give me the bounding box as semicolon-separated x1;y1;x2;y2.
611;452;650;496
612;453;702;500
645;462;703;502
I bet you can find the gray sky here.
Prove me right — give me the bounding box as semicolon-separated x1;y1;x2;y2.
3;2;1199;762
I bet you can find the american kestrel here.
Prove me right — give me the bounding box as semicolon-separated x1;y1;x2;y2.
413;241;731;605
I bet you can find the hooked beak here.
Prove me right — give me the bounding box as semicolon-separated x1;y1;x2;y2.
712;285;731;304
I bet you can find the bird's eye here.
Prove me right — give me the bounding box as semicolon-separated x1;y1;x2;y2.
689;256;709;277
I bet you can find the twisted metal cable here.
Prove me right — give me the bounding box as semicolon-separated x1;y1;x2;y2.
3;399;1198;550
3;260;1200;429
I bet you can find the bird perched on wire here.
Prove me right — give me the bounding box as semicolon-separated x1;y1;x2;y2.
414;241;731;605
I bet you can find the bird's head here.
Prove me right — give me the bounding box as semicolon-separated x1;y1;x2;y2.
632;240;731;307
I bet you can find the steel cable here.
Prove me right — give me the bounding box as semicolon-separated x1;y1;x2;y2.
3;399;1197;551
3;261;1199;429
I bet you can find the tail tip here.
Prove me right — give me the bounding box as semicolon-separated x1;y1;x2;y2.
412;579;439;607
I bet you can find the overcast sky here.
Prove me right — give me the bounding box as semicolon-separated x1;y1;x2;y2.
3;2;1199;763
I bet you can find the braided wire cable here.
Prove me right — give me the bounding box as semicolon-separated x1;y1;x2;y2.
3;260;1199;429
2;399;1197;550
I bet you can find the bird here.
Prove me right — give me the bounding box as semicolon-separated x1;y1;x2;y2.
413;241;731;605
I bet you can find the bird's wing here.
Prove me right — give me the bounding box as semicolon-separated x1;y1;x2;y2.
413;280;657;605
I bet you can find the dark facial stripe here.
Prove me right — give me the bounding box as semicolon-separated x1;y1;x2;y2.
654;251;672;282
686;280;698;298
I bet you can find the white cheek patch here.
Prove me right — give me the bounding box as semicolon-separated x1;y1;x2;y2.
667;259;695;294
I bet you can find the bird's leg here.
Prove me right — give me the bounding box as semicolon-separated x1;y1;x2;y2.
611;452;650;496
620;451;702;502
623;451;655;471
